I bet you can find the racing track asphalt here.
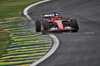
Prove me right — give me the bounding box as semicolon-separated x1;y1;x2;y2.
27;0;100;66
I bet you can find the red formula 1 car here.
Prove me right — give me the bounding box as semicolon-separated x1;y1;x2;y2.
35;12;79;34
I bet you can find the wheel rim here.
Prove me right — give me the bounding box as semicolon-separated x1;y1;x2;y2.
41;24;43;31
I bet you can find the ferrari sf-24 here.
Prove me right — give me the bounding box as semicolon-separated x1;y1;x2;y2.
35;12;79;34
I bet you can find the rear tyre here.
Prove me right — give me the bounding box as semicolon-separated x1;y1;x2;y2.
35;20;41;32
42;20;48;35
70;19;79;32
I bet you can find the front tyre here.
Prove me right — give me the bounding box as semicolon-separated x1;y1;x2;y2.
42;20;48;34
35;20;41;32
70;19;79;32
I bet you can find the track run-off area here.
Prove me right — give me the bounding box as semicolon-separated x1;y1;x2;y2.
27;0;100;66
0;17;52;66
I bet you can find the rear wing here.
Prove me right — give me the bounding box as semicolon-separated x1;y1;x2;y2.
41;14;55;18
41;13;61;18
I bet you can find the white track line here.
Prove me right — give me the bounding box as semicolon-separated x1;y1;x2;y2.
23;0;50;24
23;0;60;66
30;34;59;66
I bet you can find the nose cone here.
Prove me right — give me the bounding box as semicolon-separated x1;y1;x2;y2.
55;20;64;30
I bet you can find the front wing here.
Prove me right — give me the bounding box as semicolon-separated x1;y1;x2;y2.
47;27;76;32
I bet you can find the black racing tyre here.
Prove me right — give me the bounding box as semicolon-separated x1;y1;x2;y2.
42;20;48;34
35;20;41;32
70;19;79;32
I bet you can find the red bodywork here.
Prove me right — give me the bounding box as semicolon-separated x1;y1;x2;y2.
42;15;74;32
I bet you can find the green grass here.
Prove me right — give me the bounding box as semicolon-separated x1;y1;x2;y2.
0;0;42;19
0;25;12;57
0;0;43;58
